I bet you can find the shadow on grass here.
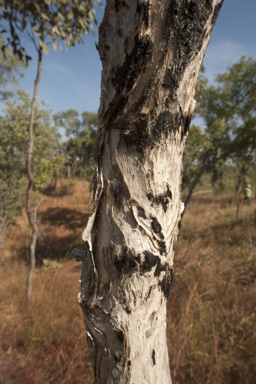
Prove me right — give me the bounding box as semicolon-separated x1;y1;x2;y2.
41;182;74;197
16;207;91;265
40;207;90;230
17;232;87;263
36;232;85;261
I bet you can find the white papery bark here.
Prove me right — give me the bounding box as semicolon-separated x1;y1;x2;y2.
79;1;223;383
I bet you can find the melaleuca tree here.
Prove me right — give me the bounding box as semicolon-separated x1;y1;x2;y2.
54;109;98;179
0;0;99;299
78;1;224;383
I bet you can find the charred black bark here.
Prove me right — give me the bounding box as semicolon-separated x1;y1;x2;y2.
79;1;224;382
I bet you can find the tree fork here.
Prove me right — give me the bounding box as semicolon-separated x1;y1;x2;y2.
79;1;223;382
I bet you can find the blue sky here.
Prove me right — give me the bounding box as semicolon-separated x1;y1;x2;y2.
19;0;256;115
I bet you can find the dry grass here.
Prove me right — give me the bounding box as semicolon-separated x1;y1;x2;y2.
1;183;256;383
168;194;256;383
0;261;94;384
1;180;93;384
3;179;92;263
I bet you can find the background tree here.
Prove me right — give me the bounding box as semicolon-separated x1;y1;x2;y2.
0;0;99;299
216;56;256;190
0;113;25;252
182;56;256;215
0;90;62;253
0;35;26;252
0;35;25;101
78;1;223;383
54;109;98;179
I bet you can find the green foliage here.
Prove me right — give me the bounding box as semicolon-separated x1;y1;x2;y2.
0;93;27;235
41;258;63;270
0;0;99;61
216;56;256;190
54;109;98;179
6;91;63;189
0;113;25;230
182;124;206;188
0;91;63;237
183;56;256;203
0;35;25;101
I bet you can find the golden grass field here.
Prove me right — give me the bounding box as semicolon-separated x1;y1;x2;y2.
1;180;255;383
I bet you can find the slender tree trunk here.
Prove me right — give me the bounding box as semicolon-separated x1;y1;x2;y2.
67;164;71;178
79;1;223;382
0;215;8;256
51;170;58;190
182;161;207;216
26;46;43;301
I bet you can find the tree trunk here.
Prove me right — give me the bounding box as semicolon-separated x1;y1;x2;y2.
79;1;223;382
0;215;8;256
51;170;58;190
182;160;207;216
26;46;43;301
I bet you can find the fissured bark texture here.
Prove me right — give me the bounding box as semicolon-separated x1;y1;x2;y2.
79;1;223;383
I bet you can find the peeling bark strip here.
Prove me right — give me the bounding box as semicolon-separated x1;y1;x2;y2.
79;1;223;383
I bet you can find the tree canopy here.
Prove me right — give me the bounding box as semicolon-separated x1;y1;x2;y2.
183;56;256;208
0;35;25;100
0;0;99;60
0;90;63;246
54;109;98;178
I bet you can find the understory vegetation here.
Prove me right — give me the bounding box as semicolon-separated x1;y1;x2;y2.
1;180;255;383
